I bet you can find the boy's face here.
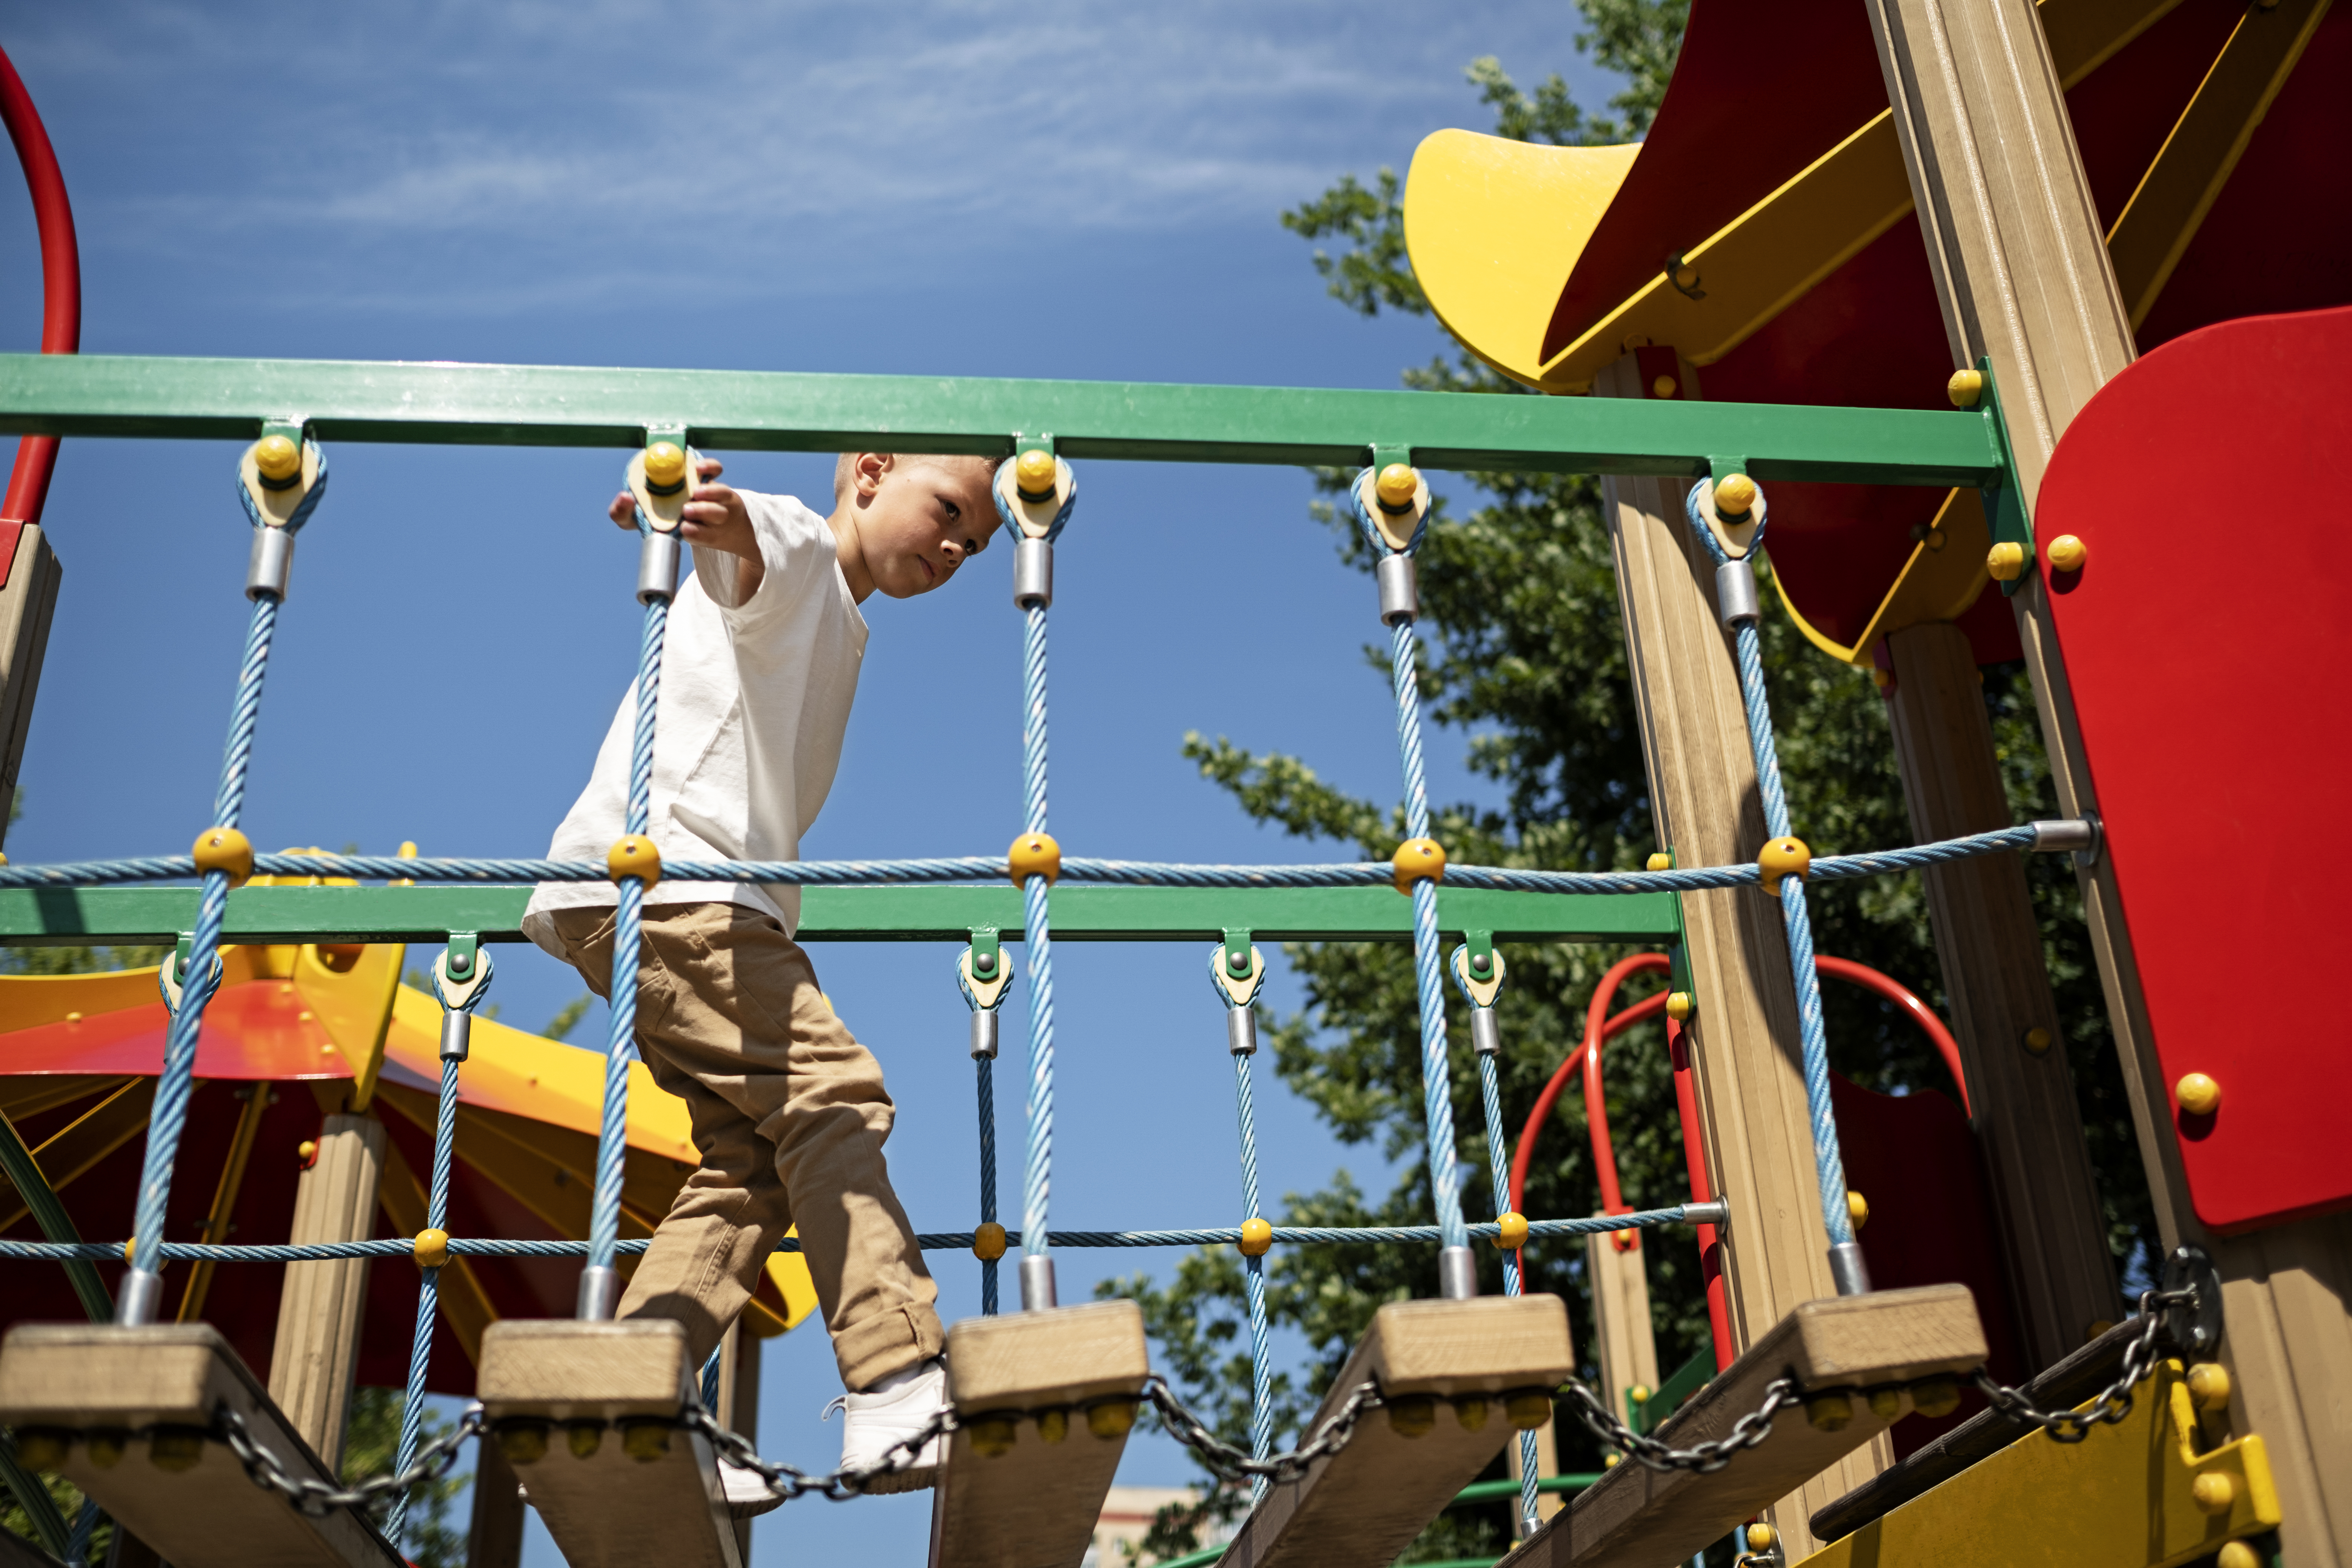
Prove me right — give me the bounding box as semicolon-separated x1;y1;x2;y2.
847;455;1001;599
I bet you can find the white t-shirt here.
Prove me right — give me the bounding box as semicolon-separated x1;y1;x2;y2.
522;491;867;952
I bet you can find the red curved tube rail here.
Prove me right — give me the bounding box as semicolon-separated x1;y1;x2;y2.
0;43;81;550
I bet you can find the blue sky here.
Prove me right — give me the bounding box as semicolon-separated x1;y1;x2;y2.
2;6;1622;1561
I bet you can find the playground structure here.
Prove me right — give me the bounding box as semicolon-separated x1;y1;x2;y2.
1;3;2349;1567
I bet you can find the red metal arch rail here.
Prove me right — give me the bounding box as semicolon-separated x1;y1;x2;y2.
0;42;81;566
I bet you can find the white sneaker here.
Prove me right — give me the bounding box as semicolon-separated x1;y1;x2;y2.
822;1357;948;1494
719;1457;786;1519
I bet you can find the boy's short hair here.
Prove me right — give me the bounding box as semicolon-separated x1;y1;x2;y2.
833;452;998;502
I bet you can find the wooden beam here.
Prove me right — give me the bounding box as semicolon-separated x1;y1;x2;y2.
1499;1286;1988;1568
265;1112;383;1470
1584;1228;1662;1433
464;1429;526;1568
1596;352;1890;1559
1865;3;2352;1561
928;1301;1150;1568
0;1323;403;1568
1883;622;2114;1367
1215;1294;1577;1568
0;525;59;857
477;1318;740;1568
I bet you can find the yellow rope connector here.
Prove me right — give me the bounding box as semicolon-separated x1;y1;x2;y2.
1504;1391;1552;1430
1758;836;1810;895
1986;541;2026;581
2187;1361;2233;1410
1237;1217;1273;1257
1665;991;1694;1021
1847;1191;1869;1231
1645;851;1671;871
413;1228;450;1268
1015;449;1058;502
1909;1374;1961;1418
642;441;688;493
2175;1072;2221;1116
1947;369;1984;407
1747;1524;1777;1553
253;433;303;484
972;1221;1008;1262
607;834;661;888
193;826;254;887
1087;1400;1137;1440
1713;473;1758;518
2046;533;2087;573
1392;836;1445;894
1374;462;1420;513
1008;831;1061;887
298;1139;319;1165
2219;1545;2262;1568
1493;1211;1528;1250
121;1237;135;1264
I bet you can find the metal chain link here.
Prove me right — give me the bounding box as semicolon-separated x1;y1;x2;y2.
1563;1373;1798;1474
1144;1374;1382;1486
682;1404;957;1503
1970;1285;2195;1442
216;1402;484;1518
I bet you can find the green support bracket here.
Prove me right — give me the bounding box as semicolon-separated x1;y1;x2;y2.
172;931;194;983
1464;927;1494;979
1707;454;1750;490
1015;433;1055;463
1370;441;1412;474
969;926;1001;980
1971;357;2036;597
444;931;480;982
644;421;688;450
260;417;306;446
1222;926;1253;979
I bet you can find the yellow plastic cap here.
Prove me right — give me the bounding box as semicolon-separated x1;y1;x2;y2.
1238;1217;1274;1257
1645;851;1671;871
972;1221;1008;1262
1713;473;1758;517
122;1237;135;1263
1758;836;1810;894
2176;1072;2221;1116
1375;462;1420;513
1504;1391;1551;1431
298;1139;318;1163
606;834;662;888
1392;836;1446;894
253;434;302;482
12;1431;67;1471
2218;1543;2262;1568
1909;1375;1961;1418
2187;1361;2233;1410
193;826;255;887
1747;1524;1777;1553
1087;1400;1137;1440
2022;1025;2053;1055
2046;533;2087;573
1986;541;2026;581
1035;1409;1069;1444
968;1416;1017;1458
1665;991;1695;1021
413;1228;450;1268
1015;449;1058;499
1386;1396;1436;1438
2191;1473;2236;1514
1493;1211;1529;1250
1629;1384;1652;1405
1651;374;1678;400
1008;831;1062;887
642;442;688;488
1806;1392;1853;1432
1948;369;1985;407
1847;1191;1869;1230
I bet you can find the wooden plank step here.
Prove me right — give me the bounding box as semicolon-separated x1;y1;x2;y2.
927;1300;1150;1568
0;1323;403;1568
1217;1294;1578;1568
477;1319;738;1568
1497;1284;1990;1568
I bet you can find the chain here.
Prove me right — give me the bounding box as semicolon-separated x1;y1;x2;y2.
1144;1374;1382;1486
216;1402;484;1518
682;1404;957;1503
1971;1285;2194;1442
1563;1373;1798;1474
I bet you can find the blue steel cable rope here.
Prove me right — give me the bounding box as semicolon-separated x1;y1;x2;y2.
1018;600;1056;1287
1681;482;1859;1281
956;947;1012;1317
1207;945;1276;1493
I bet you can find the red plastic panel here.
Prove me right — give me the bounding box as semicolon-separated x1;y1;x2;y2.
2038;305;2352;1233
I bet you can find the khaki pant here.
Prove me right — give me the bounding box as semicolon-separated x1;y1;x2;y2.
547;902;943;1390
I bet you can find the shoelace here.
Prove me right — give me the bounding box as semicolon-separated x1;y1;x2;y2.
819;1395;850;1423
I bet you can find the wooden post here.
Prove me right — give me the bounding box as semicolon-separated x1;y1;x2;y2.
465;1434;527;1568
0;524;59;851
1583;1228;1661;1432
1864;3;2352;1562
715;1320;761;1562
1882;621;2114;1368
266;1110;384;1470
1596;353;1891;1560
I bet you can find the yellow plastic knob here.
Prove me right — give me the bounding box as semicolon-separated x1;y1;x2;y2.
1087;1400;1137;1440
121;1237;136;1264
1806;1393;1853;1432
1015;448;1058;500
1651;374;1678;400
1237;1217;1274;1257
2187;1362;2233;1410
253;434;302;483
1392;836;1446;894
1665;991;1695;1021
1713;473;1758;517
1910;1375;1961;1418
2218;1543;2261;1568
1504;1391;1551;1430
2022;1025;2053;1056
642;442;688;489
1645;851;1672;871
1374;462;1420;513
1493;1211;1529;1250
298;1139;318;1164
607;834;662;888
1758;836;1810;894
193;825;255;887
1747;1524;1777;1553
2176;1072;2221;1116
2046;534;2087;573
1986;541;2026;581
1629;1384;1652;1406
1008;831;1061;887
2192;1473;2236;1514
413;1228;450;1268
1847;1191;1869;1230
972;1221;1008;1262
1386;1396;1436;1438
1948;369;1984;408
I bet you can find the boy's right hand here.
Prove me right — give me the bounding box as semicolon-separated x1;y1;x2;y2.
611;458;765;599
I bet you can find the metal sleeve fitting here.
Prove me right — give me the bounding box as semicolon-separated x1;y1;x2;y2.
439;1011;472;1063
1227;1007;1258;1057
637;531;681;604
1681;1200;1730;1228
246;526;296;601
1013;537;1054;608
1377;553;1418;625
1827;1241;1873;1297
1715;558;1759;626
1470;1009;1501;1057
970;1009;999;1061
114;1267;163;1327
1018;1253;1058;1311
576;1264;620;1320
2030;816;2095;853
1436;1243;1479;1301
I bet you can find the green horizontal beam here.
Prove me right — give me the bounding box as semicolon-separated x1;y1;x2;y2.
0;882;1682;947
0;354;2003;486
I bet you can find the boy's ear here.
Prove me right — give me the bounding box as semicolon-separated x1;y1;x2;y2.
851;452;891;499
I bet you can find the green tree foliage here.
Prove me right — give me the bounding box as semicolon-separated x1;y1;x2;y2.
1104;9;2153;1560
342;1386;469;1567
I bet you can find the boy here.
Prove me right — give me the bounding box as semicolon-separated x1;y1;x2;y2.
521;450;1002;1505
